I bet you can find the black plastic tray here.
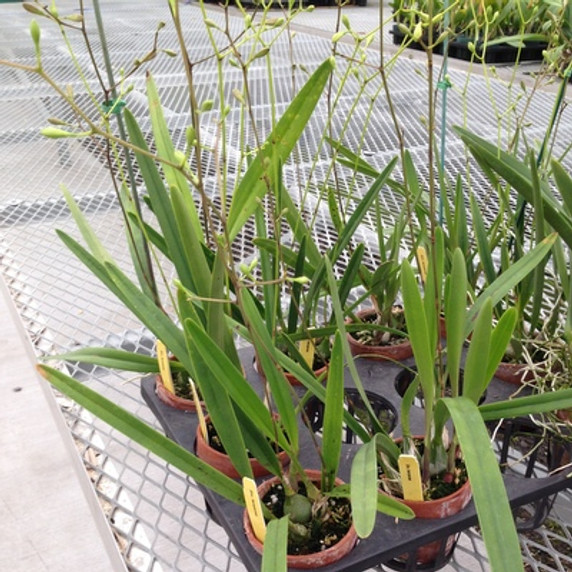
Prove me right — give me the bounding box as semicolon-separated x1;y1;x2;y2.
391;25;546;64
141;346;571;571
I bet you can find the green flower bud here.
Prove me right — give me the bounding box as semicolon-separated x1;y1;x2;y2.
30;19;41;64
22;3;46;16
232;88;245;104
40;127;88;139
47;117;68;126
64;14;84;23
332;30;346;43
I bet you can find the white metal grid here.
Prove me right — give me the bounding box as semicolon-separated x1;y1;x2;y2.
1;1;572;571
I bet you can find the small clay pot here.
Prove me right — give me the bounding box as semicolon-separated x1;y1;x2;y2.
244;469;357;569
195;417;289;480
394;479;472;566
155;373;198;412
346;308;413;361
381;437;472;567
494;361;534;385
253;354;328;387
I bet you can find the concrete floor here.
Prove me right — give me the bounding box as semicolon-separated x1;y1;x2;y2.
0;279;126;571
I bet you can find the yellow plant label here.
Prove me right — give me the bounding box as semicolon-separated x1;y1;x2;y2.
190;378;207;441
243;477;266;543
398;454;424;501
417;246;428;284
156;340;175;395
298;338;315;367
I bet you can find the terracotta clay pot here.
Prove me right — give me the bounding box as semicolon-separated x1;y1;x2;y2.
494;361;535;385
195;417;289;480
155;373;199;412
395;479;472;566
253;354;328;387
347;308;413;361
244;469;357;569
382;437;472;567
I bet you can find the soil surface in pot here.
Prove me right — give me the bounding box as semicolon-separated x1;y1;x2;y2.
350;309;408;347
171;370;198;400
261;480;352;556
380;446;468;502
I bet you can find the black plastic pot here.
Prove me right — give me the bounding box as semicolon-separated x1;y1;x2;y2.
304;388;398;444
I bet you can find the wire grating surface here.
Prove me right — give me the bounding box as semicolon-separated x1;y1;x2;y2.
1;1;572;571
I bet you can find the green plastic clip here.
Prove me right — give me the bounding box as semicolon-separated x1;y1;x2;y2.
102;98;126;115
437;78;452;90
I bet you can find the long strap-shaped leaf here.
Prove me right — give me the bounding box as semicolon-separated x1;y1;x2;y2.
401;259;434;435
321;331;345;493
439;396;524;572
37;365;244;505
44;347;185;373
123;108;198;292
261;517;288;572
57;230;189;364
350;434;416;539
183;317;291;453
226;58;334;241
465;233;558;335
146;73;203;240
479;388;572;421
455;127;572;249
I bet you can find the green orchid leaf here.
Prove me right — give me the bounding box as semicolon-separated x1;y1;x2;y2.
552;159;572;217
145;73;202;238
350;435;379;538
123;108;197;292
401;260;434;424
326;136;381;178
44;347;185;373
455;128;572;249
227;58;334;241
183;318;290;453
262;516;288;572
241;292;299;452
440;396;524;572
466;233;558;335
376;492;415;520
37;365;244;505
445;248;468;395
470;194;496;286
479;389;572;421
321;331;345;493
463;298;492;404
485;307;518;382
57;231;189;365
60;185;111;263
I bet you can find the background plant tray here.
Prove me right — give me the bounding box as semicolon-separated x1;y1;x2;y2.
391;26;546;64
141;346;571;571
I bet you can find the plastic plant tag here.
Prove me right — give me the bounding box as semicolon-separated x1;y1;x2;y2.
243;477;266;543
190;378;207;440
298;338;315;368
416;246;428;284
398;454;423;501
156;340;176;395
